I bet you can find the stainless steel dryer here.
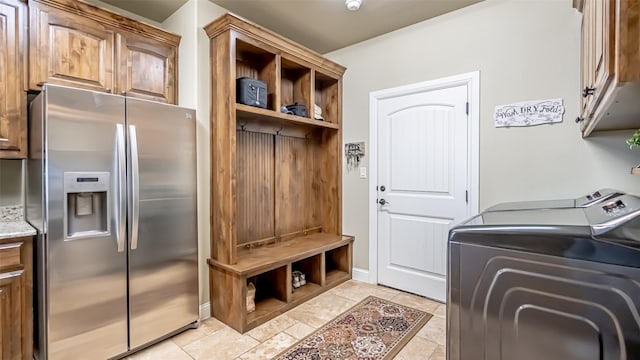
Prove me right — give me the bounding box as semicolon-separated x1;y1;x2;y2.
485;188;623;212
448;194;640;360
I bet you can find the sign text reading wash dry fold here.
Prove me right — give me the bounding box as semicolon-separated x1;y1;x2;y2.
494;98;565;127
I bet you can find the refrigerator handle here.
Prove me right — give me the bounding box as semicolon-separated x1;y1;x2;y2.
128;125;140;250
115;124;126;253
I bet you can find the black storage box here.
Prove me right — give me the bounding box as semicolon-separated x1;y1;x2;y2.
286;103;308;117
237;77;267;108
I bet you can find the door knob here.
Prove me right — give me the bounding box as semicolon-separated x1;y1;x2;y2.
378;198;389;205
380;185;386;192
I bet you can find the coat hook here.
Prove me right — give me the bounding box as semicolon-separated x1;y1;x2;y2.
275;126;283;135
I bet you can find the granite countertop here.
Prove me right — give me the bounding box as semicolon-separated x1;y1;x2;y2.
0;206;37;240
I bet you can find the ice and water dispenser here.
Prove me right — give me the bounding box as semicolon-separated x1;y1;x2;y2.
63;172;110;239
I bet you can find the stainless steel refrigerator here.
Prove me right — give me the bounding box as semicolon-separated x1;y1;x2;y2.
26;84;199;360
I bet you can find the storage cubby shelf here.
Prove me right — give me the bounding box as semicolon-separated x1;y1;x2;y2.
236;103;339;132
208;233;354;276
246;297;286;325
326;269;351;286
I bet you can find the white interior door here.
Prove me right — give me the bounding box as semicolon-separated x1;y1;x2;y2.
377;83;469;302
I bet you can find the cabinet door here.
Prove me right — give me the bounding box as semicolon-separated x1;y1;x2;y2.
117;32;177;104
0;270;24;360
581;0;614;119
29;1;115;92
590;0;614;109
0;0;26;158
579;0;591;119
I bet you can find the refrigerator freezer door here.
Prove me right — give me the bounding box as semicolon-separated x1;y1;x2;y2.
43;86;128;359
126;98;198;349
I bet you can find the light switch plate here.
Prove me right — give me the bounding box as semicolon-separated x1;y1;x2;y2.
359;167;367;179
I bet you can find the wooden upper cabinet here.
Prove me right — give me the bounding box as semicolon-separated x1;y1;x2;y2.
0;0;27;159
28;0;180;104
117;31;178;103
29;1;115;92
579;0;614;123
575;0;640;136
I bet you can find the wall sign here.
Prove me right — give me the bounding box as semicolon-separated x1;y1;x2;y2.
494;98;565;127
345;142;365;172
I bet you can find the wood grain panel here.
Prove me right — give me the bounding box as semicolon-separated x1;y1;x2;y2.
29;1;115;92
619;0;640;82
316;128;341;235
117;30;177;103
209;266;245;332
0;0;26;158
210;31;237;264
236;131;274;246
204;13;346;79
0;242;22;268
0;271;23;360
314;71;339;124
51;25;103;83
0;236;31;360
275;135;309;237
281;58;312;117
31;0;180;44
211;233;353;276
306;136;321;230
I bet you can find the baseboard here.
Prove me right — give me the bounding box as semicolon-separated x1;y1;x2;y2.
352;267;371;283
199;302;211;321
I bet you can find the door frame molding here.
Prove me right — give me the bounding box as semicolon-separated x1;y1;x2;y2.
367;71;480;285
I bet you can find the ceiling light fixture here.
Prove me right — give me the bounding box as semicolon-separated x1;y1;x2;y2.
345;0;362;11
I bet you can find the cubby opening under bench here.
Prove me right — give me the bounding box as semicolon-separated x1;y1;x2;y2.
208;234;354;333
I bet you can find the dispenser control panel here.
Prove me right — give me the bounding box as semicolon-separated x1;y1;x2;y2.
63;172;110;239
64;172;109;192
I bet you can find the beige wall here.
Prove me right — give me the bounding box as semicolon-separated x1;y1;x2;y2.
163;0;228;306
325;0;640;271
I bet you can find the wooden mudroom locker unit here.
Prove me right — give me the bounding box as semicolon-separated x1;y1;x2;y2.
204;13;354;333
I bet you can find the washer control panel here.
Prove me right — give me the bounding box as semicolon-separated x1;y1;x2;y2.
585;195;640;236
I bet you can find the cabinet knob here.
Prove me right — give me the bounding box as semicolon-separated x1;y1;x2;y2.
106;88;112;93
582;87;595;97
121;91;127;96
575;116;584;123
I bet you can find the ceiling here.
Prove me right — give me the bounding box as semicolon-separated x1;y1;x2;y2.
100;0;188;23
101;0;482;53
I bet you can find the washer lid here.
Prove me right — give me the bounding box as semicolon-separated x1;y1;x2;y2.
484;188;624;212
485;199;575;212
462;208;589;227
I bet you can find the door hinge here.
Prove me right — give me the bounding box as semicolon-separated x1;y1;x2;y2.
465;190;469;203
465;102;469;115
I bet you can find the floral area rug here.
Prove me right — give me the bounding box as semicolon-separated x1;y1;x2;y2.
275;296;432;360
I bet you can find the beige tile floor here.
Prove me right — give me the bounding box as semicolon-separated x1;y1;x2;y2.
126;280;446;360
